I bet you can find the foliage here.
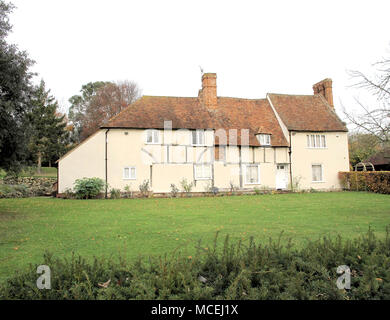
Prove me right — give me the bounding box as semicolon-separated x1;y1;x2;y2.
123;184;133;198
0;184;32;198
73;177;106;199
68;81;141;142
289;175;302;192
170;183;179;198
253;187;261;195
138;180;150;197
0;1;35;172
28;80;70;170
180;178;194;194
348;133;382;167
1;228;390;300
110;188;121;199
339;171;390;194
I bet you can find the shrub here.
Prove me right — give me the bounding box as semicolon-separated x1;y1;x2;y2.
123;184;133;198
170;184;179;198
63;188;75;199
138;180;150;197
110;188;121;199
180;178;193;195
339;171;390;194
254;187;261;195
1;227;390;300
0;184;32;198
73;177;106;199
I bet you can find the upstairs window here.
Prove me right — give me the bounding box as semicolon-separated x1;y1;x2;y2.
307;134;326;148
146;129;160;144
257;134;271;146
192;130;205;145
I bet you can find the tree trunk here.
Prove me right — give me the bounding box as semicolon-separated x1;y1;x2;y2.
37;152;42;174
49;160;51;167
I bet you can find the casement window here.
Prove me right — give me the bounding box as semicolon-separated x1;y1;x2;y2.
194;163;212;180
311;164;323;182
192;130;205;146
123;166;136;180
146;129;160;144
245;164;260;184
307;134;326;148
257;134;271;146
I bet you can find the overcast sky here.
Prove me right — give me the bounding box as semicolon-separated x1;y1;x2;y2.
7;0;390;119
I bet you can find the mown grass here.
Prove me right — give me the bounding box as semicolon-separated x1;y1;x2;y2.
0;192;389;283
0;167;57;179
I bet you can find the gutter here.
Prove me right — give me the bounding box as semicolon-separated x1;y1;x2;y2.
288;131;293;191
105;129;110;198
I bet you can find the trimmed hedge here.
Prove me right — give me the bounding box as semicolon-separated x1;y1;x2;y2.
339;171;390;194
1;228;390;300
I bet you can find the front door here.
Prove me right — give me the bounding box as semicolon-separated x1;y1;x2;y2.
276;164;288;190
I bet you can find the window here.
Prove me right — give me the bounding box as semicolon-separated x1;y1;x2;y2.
257;134;271;146
194;163;212;180
307;134;326;148
123;167;136;180
312;164;323;182
146;129;160;144
192;130;205;145
245;164;260;184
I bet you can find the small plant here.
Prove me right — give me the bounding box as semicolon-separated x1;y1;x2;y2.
254;187;261;195
229;181;238;195
123;184;133;198
73;177;106;199
180;178;193;196
110;188;121;199
170;184;179;198
139;180;150;197
289;175;302;192
63;187;75;199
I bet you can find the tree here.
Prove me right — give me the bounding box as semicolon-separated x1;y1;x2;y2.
28;80;69;173
0;1;35;172
68;80;141;142
348;133;381;167
343;48;390;143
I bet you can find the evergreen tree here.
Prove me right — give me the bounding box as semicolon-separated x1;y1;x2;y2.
28;80;69;173
0;1;35;172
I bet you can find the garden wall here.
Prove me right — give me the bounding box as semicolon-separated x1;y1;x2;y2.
0;177;57;198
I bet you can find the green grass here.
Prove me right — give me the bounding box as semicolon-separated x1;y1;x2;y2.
0;192;389;283
0;167;57;179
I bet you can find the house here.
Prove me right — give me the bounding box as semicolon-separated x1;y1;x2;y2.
364;147;390;171
58;73;349;196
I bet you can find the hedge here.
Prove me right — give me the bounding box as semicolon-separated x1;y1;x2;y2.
339;171;390;194
1;228;390;300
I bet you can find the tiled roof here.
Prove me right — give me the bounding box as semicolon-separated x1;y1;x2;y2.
268;93;348;132
365;148;390;165
104;96;289;146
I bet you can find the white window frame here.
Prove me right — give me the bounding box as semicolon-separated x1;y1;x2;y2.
244;164;260;185
311;164;324;183
307;134;326;148
145;129;160;144
123;166;136;180
192;130;205;146
257;134;271;146
194;163;212;180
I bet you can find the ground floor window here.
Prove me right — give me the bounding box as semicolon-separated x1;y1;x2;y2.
123;166;136;180
245;164;260;184
312;164;323;182
194;163;212;180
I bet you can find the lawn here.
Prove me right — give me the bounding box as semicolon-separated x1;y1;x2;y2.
0;167;57;179
0;192;389;283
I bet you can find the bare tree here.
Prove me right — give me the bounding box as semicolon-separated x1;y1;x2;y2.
81;81;141;140
343;51;390;143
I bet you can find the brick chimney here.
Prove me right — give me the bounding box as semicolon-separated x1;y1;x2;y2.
313;78;333;108
199;73;217;110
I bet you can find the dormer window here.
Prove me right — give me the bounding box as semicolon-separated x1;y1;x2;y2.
192;130;205;146
257;134;271;146
146;129;160;144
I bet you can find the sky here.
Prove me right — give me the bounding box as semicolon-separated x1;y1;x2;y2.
7;0;390;120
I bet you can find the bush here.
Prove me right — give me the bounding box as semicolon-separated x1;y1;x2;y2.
73;177;106;199
170;184;179;198
0;184;32;198
2;227;390;300
138;180;150;197
123;184;133;198
110;188;121;199
180;178;193;195
339;171;390;194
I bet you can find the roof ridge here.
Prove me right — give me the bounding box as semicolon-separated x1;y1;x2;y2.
267;93;316;97
218;96;267;101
